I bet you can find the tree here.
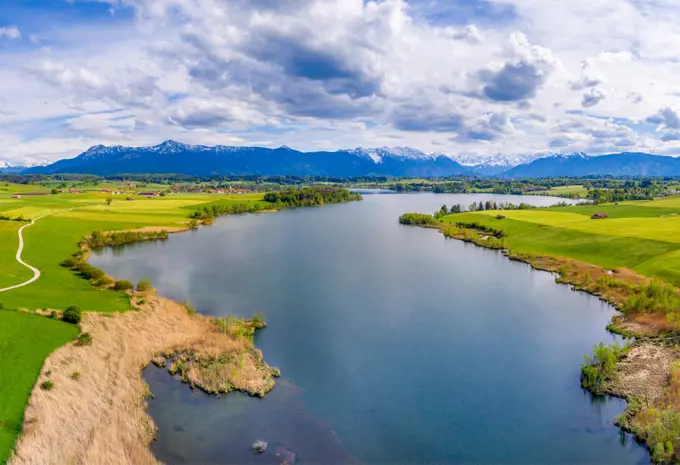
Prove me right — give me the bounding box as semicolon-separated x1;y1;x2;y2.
106;196;113;206
62;305;82;324
51;188;59;195
137;279;153;292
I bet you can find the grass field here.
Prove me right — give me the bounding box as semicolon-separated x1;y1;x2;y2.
441;195;680;285
0;189;266;462
0;311;79;464
530;185;589;197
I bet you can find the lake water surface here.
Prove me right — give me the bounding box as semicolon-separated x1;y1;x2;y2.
91;193;649;464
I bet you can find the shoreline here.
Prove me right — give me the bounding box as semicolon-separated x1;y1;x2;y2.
8;191;362;464
9;295;277;465
420;219;678;461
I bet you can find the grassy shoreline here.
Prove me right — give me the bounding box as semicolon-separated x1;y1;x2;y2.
0;186;360;464
400;200;680;462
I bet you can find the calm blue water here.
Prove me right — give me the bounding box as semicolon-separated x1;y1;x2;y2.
91;193;649;464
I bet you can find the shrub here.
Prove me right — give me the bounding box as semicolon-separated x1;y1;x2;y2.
252;309;266;328
137;279;153;292
113;280;134;291
581;342;629;394
62;305;82;324
49;310;57;319
93;276;113;287
40;380;54;391
60;258;77;268
75;332;92;346
71;372;81;381
182;301;196;316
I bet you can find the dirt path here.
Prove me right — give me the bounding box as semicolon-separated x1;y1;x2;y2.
0;210;72;293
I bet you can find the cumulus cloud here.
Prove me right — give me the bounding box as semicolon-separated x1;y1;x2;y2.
582;88;606;107
25;61;162;108
455;112;514;142
4;0;680;163
646;108;680;130
481;32;559;102
0;26;21;40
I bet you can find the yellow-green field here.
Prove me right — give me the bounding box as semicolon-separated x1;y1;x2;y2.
442;195;680;286
0;188;265;462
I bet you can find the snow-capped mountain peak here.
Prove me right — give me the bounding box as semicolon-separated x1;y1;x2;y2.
347;146;437;164
452;152;556;168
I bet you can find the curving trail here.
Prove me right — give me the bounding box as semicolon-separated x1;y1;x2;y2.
0;210;70;293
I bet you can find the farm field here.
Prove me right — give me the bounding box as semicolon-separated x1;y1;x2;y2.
0;311;79;464
0;189;265;463
530;184;589;197
442;195;680;285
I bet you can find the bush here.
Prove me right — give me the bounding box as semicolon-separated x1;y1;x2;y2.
137;279;153;292
62;305;82;324
60;258;78;268
75;332;92;346
182;301;196;316
40;380;54;391
93;276;113;287
581;342;629;394
113;280;134;291
49;310;57;319
71;372;81;381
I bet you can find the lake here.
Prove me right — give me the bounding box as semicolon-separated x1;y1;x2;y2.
91;193;649;464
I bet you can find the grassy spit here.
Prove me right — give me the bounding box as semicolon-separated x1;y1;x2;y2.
401;194;680;463
9;295;277;465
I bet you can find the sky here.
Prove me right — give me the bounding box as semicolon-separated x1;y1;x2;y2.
3;0;680;165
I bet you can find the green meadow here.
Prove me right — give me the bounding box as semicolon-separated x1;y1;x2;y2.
441;195;680;286
0;311;79;464
0;188;265;462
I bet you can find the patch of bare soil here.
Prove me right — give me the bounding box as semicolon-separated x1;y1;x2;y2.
10;296;276;465
606;342;680;405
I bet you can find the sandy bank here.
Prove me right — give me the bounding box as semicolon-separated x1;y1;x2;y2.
10;296;276;465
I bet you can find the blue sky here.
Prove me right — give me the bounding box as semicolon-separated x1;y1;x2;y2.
2;0;680;165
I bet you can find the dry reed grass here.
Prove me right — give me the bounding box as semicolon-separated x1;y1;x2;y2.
10;296;275;465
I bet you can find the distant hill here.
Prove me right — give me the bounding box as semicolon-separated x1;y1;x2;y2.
23;141;472;177
502;152;680;178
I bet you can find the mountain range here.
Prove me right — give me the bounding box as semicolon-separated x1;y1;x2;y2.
9;141;680;178
0;162;28;174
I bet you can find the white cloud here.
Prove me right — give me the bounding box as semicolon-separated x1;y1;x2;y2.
3;0;680;164
0;26;21;40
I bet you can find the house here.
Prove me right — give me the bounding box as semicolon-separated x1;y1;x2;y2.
11;194;20;199
591;212;609;219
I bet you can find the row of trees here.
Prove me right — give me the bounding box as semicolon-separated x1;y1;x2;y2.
263;186;362;207
190;187;362;223
433;200;564;219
